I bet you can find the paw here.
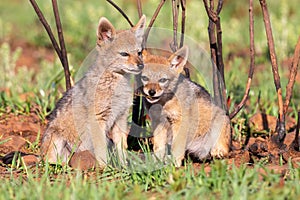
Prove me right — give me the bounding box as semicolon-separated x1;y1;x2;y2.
174;157;183;167
210;147;229;158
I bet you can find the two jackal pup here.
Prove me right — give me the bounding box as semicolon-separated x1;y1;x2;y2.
41;16;146;167
139;46;231;167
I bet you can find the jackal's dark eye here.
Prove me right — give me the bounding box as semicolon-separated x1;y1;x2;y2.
159;78;168;83
119;52;129;57
141;76;149;82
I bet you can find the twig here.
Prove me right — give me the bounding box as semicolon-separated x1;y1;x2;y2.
170;0;179;52
215;8;227;112
229;0;255;119
294;111;300;150
29;0;71;90
51;0;71;90
283;36;300;114
144;0;166;47
179;0;186;48
137;0;143;18
106;0;134;27
215;0;224;79
209;1;222;108
216;0;223;15
29;0;61;59
259;0;285;144
180;0;189;78
203;0;218;22
202;0;226;110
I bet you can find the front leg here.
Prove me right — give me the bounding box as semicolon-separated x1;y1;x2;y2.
153;120;169;163
148;104;169;162
170;119;187;167
90;119;108;168
111;112;128;167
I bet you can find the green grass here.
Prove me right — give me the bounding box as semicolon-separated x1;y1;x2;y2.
1;159;300;199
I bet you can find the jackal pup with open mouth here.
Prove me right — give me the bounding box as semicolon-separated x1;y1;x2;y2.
139;46;231;167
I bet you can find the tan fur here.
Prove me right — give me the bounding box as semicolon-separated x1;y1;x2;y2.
41;16;146;167
140;46;231;167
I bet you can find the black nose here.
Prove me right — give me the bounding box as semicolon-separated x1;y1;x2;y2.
137;63;144;70
148;89;156;97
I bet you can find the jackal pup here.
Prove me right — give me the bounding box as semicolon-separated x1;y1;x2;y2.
139;46;231;167
41;15;146;167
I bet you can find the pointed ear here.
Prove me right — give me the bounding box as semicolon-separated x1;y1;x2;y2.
97;17;116;45
132;15;146;42
168;46;189;74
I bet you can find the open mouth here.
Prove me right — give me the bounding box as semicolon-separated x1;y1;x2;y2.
124;68;142;74
144;95;161;103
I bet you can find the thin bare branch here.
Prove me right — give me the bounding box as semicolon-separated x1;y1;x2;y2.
203;0;218;22
29;0;62;61
179;0;186;48
106;0;134;27
170;0;179;52
216;0;223;15
180;0;189;78
215;18;227;112
229;0;255;119
132;0;143;129
29;0;71;90
202;0;227;110
144;0;166;47
259;0;285;143
137;0;143;18
206;0;222;108
294;111;300;150
51;0;71;90
283;36;300;114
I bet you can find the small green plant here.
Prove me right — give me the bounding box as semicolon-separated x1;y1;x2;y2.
24;131;41;154
0;136;11;145
0;42;68;120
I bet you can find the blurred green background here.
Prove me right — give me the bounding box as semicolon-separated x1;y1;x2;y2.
0;0;299;123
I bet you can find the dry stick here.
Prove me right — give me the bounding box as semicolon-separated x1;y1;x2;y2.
283;36;300;114
259;0;285;144
29;0;61;59
134;0;143;127
215;0;224;78
171;0;179;52
203;0;223;109
203;0;218;22
215;0;227;113
179;0;186;48
229;0;255;119
106;0;134;27
52;0;71;90
29;0;71;91
180;0;190;78
294;111;300;150
216;0;223;14
137;0;143;18
144;0;166;47
285;37;300;151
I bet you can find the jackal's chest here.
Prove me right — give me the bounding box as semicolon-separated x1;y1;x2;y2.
93;75;132;120
163;98;183;124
